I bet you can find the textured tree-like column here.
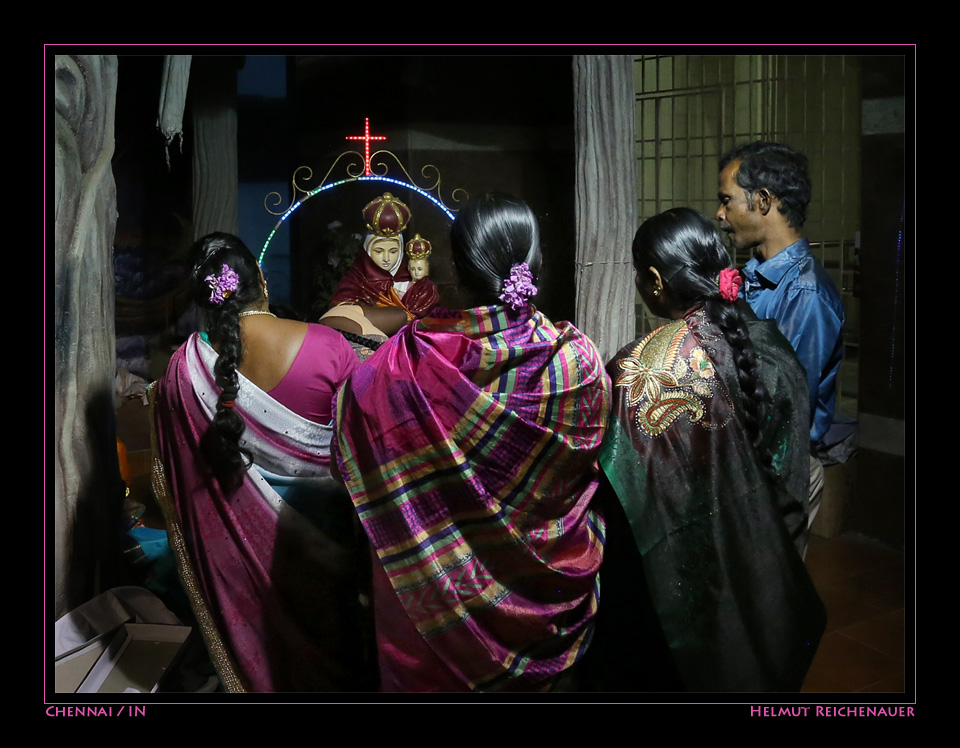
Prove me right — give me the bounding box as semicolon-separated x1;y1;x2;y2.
54;54;121;617
191;57;239;239
573;55;637;363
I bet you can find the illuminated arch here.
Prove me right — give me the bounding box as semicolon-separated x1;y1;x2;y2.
258;174;456;266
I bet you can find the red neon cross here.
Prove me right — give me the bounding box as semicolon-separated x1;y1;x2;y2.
345;117;387;176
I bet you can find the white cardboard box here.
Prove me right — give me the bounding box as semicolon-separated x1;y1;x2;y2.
56;623;191;694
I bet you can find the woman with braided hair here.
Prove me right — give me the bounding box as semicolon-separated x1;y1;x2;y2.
150;233;373;692
593;208;825;691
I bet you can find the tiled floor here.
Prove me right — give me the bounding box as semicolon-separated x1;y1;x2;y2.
801;533;909;693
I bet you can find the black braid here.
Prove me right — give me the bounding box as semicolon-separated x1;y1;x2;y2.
703;296;771;469
190;232;264;487
633;208;775;473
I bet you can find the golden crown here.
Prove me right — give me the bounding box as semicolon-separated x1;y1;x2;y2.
405;233;432;260
363;192;411;237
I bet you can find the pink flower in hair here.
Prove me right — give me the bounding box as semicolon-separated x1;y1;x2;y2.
499;262;538;310
205;264;240;305
718;267;742;302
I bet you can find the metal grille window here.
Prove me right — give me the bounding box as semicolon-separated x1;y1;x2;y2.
633;54;860;417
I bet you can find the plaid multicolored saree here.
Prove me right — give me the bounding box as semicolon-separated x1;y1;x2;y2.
334;305;610;691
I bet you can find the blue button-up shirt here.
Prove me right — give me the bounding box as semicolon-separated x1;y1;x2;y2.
741;239;845;445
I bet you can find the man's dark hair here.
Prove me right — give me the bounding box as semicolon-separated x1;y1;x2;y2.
719;141;812;230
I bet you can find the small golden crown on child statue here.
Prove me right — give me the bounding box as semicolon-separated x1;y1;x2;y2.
405;233;432;260
363;192;411;237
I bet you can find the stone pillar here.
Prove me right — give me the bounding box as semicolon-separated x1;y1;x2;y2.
573;55;637;362
54;54;122;617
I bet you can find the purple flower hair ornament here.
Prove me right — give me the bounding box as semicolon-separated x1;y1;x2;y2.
499;262;538;310
205;264;240;305
718;267;742;303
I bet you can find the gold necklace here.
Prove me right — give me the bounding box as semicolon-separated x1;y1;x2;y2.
238;310;276;318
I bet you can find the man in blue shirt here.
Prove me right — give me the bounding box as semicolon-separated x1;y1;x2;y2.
717;141;845;531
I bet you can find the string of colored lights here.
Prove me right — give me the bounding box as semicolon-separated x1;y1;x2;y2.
258;175;456;266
